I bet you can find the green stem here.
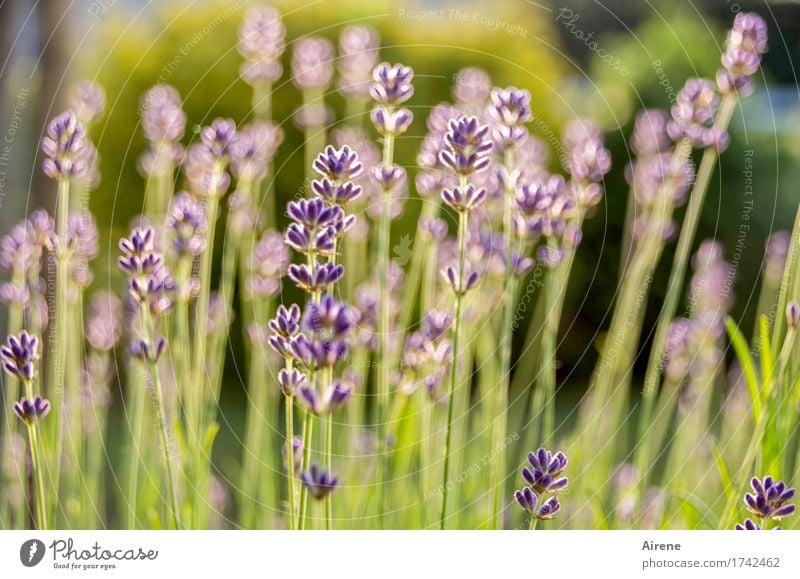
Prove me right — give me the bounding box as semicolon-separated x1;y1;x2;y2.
142;305;181;530
285;394;297;530
53;176;71;511
27;420;48;530
440;190;469;530
376;125;396;529
298;409;315;529
148;357;181;530
325;411;333;530
125;362;146;529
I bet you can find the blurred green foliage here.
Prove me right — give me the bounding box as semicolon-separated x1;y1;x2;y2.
77;1;800;394
80;0;566;285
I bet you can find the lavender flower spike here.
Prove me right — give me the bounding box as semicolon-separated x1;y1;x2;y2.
70;81;106;125
370;62;414;106
744;476;796;522
300;464;339;500
439;116;493;176
41;110;87;180
13;396;51;424
238;5;286;85
291;37;334;89
1;330;39;381
522;447;569;494
490;86;531;147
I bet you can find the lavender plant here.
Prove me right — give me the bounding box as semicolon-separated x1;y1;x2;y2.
1;9;791;534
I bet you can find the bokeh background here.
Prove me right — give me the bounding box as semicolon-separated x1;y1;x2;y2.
1;0;799;471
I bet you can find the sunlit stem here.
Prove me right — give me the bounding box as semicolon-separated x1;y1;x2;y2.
440;175;469;530
376;123;396;528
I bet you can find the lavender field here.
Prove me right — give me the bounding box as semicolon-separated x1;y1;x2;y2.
0;0;798;531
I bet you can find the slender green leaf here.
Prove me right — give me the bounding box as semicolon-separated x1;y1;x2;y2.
725;317;762;422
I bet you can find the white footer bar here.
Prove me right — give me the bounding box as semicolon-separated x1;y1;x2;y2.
1;531;798;578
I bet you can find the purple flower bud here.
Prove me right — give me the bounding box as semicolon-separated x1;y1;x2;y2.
278;367;308;397
313;145;363;181
292;37;334;89
537;245;565;269
744;476;796;522
70;81;105;125
441;183;488;213
13;396;50;424
337;26;380;99
302;294;355;338
269;304;302;338
728;12;768;55
41;110;87;180
490;86;532;126
286;198;342;231
563;119;611;183
167;193;207;257
667;78;722;148
371;164;406;192
140;85;186;144
86;292;122;351
1;331;39;381
515;175;571;236
312;178;363;206
439;116;493;176
734;518;761;530
515;487;538;516
537;496;561;520
238;6;285;84
370;106;413;136
230;122;283;180
299;380;352;416
251;229;291;282
525;448;569;489
370;62;414;106
418;217;448;242
510;252;535;278
201;118;237;159
631;109;670;158
787;302;800;328
283;435;303;474
0;221;39;275
453;67;491;105
442;265;480;296
300;464;338;500
130;336;168;363
288;262;345;294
